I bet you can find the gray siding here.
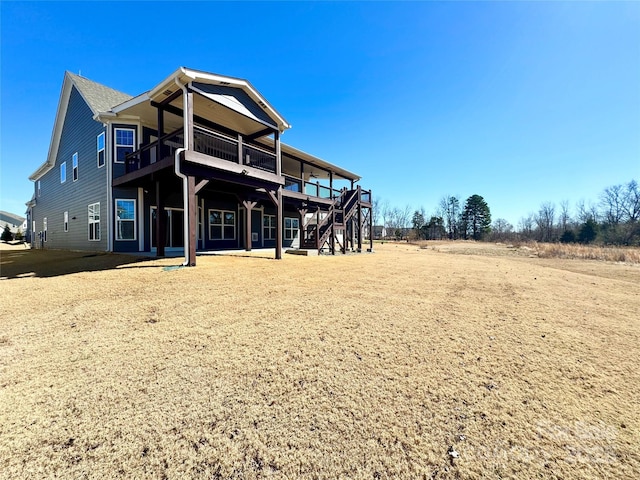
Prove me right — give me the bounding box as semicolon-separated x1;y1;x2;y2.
32;86;108;250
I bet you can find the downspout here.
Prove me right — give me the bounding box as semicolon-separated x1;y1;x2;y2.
174;77;190;266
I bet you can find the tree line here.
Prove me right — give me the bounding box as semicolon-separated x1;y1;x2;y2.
373;178;640;246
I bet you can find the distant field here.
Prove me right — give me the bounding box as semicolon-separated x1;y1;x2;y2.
1;241;638;479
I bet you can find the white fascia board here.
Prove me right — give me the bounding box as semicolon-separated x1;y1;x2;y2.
29;72;73;181
149;67;291;132
111;92;150;114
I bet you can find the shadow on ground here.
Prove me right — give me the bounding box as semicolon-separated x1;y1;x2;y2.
0;248;156;279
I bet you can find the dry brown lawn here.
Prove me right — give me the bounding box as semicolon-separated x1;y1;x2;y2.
0;241;638;479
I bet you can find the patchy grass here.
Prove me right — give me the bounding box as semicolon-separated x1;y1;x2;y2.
0;242;638;479
534;242;640;263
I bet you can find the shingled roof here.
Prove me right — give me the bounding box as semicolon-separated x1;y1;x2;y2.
66;72;132;114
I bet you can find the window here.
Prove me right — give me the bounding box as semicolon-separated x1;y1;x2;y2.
88;203;100;241
72;153;78;181
37;180;41;197
43;217;47;242
209;209;235;240
263;214;276;240
115;199;136;240
284;217;299;240
64;211;68;232
97;132;105;167
114;128;135;163
60;162;66;183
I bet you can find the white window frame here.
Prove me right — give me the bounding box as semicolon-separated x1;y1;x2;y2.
208;209;236;240
64;211;69;232
115;199;137;241
263;214;276;240
37;180;41;197
43;217;47;242
114;127;136;164
284;217;299;240
72;152;78;181
88;203;100;241
97;132;105;168
60;162;66;183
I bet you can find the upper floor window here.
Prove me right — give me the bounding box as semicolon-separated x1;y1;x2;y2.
60;162;66;183
97;132;105;168
115;128;135;163
37;180;41;197
72;153;78;181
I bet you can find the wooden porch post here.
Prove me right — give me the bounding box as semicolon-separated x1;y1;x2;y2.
276;188;283;259
357;187;362;252
243;200;257;251
187;176;197;266
157;106;164;162
275;131;281;177
156;180;165;257
186;91;194;150
298;208;307;247
369;191;374;251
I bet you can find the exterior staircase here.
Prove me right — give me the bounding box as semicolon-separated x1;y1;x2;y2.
301;188;361;254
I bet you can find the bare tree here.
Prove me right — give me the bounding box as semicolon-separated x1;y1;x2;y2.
490;218;514;241
600;184;625;225
380;199;391;238
518;213;535;240
439;195;461;239
536;202;555;242
558;199;571;232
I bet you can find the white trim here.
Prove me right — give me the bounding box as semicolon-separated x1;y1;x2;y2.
115;198;137;241
72;152;78;182
138;188;144;251
88;202;100;241
208;208;236;240
114;127;136;164
97;132;105;168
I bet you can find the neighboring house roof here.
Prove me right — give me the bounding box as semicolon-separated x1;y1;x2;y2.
29;72;133;181
0;211;26;233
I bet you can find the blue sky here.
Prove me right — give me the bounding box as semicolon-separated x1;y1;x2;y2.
1;1;639;227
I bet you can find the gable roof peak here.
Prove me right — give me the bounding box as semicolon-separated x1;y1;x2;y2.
65;71;133;115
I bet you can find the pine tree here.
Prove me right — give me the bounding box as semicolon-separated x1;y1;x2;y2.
461;195;491;240
1;225;13;242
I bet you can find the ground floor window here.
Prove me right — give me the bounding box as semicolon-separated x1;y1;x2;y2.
88;203;100;241
263;214;276;240
284;217;299;240
116;199;136;240
64;211;68;232
209;209;235;240
43;217;47;242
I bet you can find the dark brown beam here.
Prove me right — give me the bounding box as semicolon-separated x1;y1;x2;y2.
157;89;183;106
186;92;194;150
242;200;258;251
245;127;274;141
151;101;239;139
195;179;209;194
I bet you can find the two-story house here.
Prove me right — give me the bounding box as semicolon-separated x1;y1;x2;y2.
27;68;372;265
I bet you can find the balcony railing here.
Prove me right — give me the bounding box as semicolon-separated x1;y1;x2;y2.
124;126;277;175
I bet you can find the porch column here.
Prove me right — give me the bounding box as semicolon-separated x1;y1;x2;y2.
187;175;197;266
186;91;194;150
157;106;164;162
276;187;283;259
369;191;374;251
243;200;257;251
298;208;308;247
275;130;281;177
237;134;243;165
156;180;165;257
357;186;363;252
